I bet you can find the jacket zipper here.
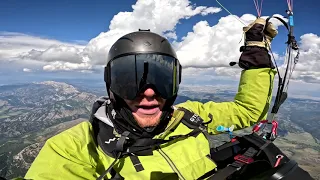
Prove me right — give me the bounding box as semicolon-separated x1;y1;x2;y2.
158;148;186;180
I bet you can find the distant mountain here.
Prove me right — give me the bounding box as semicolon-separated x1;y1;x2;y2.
0;81;97;139
0;82;319;179
0;81;98;178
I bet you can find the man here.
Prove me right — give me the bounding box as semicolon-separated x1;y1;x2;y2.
24;18;278;180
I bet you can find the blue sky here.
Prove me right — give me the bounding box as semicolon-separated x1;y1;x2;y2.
1;0;320;99
1;0;319;44
1;0;142;42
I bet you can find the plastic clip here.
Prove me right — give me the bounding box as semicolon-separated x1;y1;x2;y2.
274;154;284;167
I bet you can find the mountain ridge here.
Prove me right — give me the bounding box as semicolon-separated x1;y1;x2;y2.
0;81;319;179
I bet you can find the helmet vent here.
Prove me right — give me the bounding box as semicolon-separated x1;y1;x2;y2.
139;29;150;31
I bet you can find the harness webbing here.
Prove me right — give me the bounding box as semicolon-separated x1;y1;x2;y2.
209;147;258;180
95;106;209;180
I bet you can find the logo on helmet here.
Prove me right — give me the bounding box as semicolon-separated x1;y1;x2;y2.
144;41;152;46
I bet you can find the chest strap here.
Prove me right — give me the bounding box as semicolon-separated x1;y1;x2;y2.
209;147;258;180
110;107;211;157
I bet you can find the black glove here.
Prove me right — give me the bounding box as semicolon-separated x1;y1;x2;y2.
238;18;278;70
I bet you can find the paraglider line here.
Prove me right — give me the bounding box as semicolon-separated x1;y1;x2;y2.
259;0;264;16
215;0;247;26
253;0;260;17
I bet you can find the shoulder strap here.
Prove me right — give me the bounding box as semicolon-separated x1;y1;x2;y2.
178;107;204;128
176;107;213;138
177;107;213;128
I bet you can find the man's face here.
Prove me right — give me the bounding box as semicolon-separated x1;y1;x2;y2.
124;88;166;128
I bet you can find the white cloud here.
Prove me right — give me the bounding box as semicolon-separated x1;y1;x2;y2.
81;0;221;66
1;0;319;86
200;7;222;15
276;33;320;83
0;31;88;71
0;32;84;59
42;61;92;72
174;15;245;69
260;14;288;29
174;13;320;86
174;13;289;69
23;68;32;72
1;0;221;72
20;44;83;63
109;0;221;33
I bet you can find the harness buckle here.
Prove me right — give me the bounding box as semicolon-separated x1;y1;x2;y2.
234;154;254;164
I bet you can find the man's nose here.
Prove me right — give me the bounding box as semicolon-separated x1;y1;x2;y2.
143;88;156;97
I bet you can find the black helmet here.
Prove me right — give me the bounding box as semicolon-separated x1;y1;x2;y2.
104;29;182;101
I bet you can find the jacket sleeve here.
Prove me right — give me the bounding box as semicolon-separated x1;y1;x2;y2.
175;68;276;134
24;122;104;180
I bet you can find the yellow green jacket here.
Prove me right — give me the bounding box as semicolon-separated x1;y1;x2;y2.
24;68;276;180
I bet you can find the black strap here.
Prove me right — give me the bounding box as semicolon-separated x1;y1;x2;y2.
129;155;144;172
125;127;203;156
126;138;170;156
243;147;258;158
178;107;212;139
209;147;258;180
109;168;124;180
178;107;204;129
209;162;243;180
122;107;212;156
97;152;122;180
212;140;240;153
115;131;130;152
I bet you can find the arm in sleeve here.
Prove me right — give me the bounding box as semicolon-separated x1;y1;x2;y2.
24;122;103;180
176;68;276;134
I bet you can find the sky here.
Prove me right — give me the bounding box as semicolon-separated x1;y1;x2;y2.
1;0;320;99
